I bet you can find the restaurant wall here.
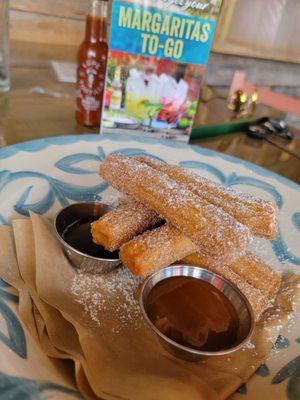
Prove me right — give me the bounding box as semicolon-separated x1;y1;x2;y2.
214;0;300;64
9;0;300;64
10;0;86;46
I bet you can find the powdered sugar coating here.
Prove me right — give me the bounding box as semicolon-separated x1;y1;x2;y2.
91;201;161;251
120;224;197;276
135;156;277;239
71;266;143;331
99;154;251;264
231;253;281;299
184;248;281;300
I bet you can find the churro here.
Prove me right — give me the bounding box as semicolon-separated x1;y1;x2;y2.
91;202;161;251
120;222;281;299
135;156;277;239
120;224;197;277
221;253;281;300
182;253;272;321
99;154;251;265
183;250;281;300
120;223;273;320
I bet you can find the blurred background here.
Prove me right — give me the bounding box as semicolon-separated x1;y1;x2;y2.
0;0;299;181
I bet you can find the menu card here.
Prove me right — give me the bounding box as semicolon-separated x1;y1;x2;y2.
102;0;222;141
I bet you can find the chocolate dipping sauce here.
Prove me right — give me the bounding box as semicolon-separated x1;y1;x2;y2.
62;216;119;259
146;276;239;352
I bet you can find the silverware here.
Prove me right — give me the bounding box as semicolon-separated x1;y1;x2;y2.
140;265;255;362
247;125;299;159
54;202;121;274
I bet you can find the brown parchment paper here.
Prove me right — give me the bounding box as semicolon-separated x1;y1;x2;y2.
11;219;96;400
0;225;40;342
0;225;80;395
1;214;300;400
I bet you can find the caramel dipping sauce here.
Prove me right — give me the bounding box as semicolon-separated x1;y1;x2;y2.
146;276;239;352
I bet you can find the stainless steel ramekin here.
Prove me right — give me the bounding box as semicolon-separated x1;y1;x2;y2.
54;202;121;274
140;264;255;361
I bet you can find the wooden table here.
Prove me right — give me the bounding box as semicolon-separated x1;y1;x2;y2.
1;41;299;183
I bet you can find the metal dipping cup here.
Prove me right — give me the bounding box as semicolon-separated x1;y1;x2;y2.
54;202;121;274
140;265;255;362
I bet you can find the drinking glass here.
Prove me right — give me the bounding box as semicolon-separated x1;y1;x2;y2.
0;0;10;93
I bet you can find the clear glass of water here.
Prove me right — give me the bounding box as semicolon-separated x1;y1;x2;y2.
0;0;10;93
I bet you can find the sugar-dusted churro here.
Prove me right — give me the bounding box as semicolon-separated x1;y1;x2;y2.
135;156;277;239
183;250;281;300
91;202;161;251
120;224;197;277
99;154;251;265
221;253;281;300
182;253;272;321
120;222;281;299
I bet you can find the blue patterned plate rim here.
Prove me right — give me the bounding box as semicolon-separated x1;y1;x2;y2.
1;133;299;191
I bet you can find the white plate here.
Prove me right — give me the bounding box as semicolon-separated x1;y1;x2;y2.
0;133;299;400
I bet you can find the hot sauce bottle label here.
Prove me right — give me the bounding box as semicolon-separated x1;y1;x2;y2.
76;56;107;112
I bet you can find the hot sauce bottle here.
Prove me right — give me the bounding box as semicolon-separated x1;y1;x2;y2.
76;0;108;127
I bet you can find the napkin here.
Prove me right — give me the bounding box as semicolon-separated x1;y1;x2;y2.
0;213;299;400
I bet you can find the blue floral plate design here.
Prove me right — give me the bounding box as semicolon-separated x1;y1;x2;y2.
0;133;299;400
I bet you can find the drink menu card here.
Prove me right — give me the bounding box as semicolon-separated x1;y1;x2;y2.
102;0;222;142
